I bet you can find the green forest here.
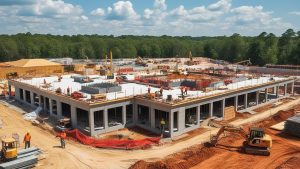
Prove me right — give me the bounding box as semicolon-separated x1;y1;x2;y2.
0;29;299;66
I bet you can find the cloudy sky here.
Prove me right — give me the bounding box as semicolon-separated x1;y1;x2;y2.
0;0;299;36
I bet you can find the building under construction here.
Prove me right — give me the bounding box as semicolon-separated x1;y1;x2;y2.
6;57;297;138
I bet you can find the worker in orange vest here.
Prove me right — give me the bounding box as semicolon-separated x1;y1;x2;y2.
23;131;31;149
56;130;67;148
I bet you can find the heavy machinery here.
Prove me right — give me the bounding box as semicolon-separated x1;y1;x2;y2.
0;137;42;168
107;50;114;79
210;125;272;156
135;56;147;67
1;138;18;161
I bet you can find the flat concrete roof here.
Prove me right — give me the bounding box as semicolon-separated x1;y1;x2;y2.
13;74;289;104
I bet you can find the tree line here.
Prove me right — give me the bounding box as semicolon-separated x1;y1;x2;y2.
0;29;299;66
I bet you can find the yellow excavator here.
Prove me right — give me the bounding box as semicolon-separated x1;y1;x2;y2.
1;138;18;161
210;125;272;156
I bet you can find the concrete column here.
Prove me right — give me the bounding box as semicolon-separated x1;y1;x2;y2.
122;106;126;125
133;104;138;124
104;109;108;129
30;92;34;107
256;91;259;105
209;102;213;117
89;110;95;136
234;96;238;111
8;85;11;97
178;107;185;132
57;101;62;118
284;84;288;96
265;88;268;102
291;82;295;96
276;86;279;97
49;98;53;116
71;106;77;128
150;108;155;128
15;87;20;100
23;89;26;101
169;111;174;136
43;97;47;111
196;106;200;125
38;95;42;107
244;93;248;109
222;99;225;117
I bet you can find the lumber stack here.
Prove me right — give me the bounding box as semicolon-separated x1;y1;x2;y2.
284;115;300;137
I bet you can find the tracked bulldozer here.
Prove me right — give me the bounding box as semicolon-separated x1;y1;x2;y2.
210;125;272;156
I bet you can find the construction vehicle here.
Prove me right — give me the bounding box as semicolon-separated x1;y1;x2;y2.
186;51;195;66
135;56;147;67
1;138;18;161
210;125;272;156
107;50;114;79
0;138;42;168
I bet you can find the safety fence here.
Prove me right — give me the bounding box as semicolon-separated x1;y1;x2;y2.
61;129;161;150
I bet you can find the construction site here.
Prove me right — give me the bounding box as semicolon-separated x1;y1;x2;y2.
1;54;300;168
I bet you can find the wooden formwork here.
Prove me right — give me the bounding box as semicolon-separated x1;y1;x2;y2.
224;106;236;121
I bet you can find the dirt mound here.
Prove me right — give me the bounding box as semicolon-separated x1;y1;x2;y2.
256;109;295;128
130;144;220;169
275;156;300;169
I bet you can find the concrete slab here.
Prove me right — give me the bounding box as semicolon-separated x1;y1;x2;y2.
270;121;285;131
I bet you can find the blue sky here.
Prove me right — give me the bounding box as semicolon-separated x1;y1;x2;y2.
0;0;299;36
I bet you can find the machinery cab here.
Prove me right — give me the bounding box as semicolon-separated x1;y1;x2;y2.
248;127;272;148
1;138;17;160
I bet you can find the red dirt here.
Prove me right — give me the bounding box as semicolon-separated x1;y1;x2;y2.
130;108;300;169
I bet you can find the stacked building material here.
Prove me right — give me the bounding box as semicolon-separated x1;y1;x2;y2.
284;115;300;137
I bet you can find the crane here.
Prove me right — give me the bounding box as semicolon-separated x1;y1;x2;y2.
210;125;272;156
107;50;114;79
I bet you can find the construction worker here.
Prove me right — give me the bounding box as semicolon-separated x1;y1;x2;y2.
160;118;166;137
148;86;151;94
180;86;184;98
67;87;70;96
23;131;31;149
56;130;67;148
184;87;188;95
160;87;163;96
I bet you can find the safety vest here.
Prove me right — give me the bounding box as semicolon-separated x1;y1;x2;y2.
160;120;166;125
24;134;31;142
61;132;67;139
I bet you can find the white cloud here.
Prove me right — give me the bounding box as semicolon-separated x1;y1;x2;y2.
154;0;167;10
91;8;105;16
208;0;231;12
289;11;300;16
106;1;139;20
169;5;224;22
144;9;154;19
